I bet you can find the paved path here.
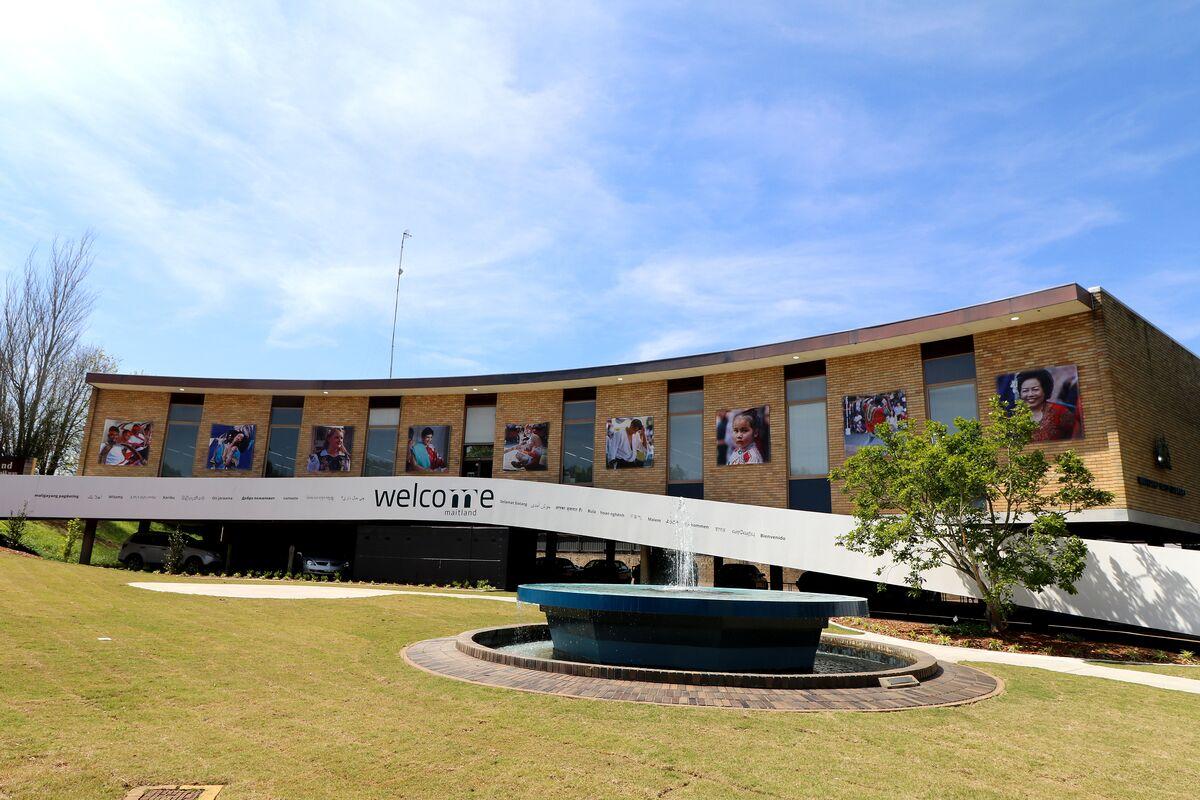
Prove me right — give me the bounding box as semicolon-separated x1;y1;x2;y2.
128;581;524;602
845;627;1200;696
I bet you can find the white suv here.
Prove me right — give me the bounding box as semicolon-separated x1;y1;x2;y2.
119;531;223;573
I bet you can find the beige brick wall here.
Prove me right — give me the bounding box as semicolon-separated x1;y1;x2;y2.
399;394;466;477
827;345;926;514
82;388;172;476
494;389;562;482
298;395;370;477
593;381;667;495
974;310;1125;508
703;367;788;508
1098;293;1200;525
192;394;272;476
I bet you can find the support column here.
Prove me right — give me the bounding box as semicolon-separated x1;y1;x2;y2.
639;544;653;584
605;539;616;564
544;531;558;560
78;519;98;565
137;520;151;535
712;555;723;587
769;564;784;591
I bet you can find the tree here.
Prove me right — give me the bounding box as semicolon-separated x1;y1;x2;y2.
830;396;1114;631
0;233;115;474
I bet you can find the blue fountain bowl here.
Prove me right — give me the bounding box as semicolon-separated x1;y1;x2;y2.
517;583;868;673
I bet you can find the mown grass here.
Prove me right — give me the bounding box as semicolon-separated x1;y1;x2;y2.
1;552;1196;800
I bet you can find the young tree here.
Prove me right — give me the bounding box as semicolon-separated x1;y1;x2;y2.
830;396;1113;631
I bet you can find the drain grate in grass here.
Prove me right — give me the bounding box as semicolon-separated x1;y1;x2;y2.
124;786;223;800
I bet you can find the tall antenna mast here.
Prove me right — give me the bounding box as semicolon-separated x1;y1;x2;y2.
389;230;412;379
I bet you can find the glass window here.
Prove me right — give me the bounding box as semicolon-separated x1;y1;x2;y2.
928;383;978;430
787;376;828;477
265;425;300;477
368;407;401;427
159;421;199;477
167;404;203;423
562;399;596;485
464;405;496;444
363;426;398;477
924;353;977;433
668;407;703;482
270;406;303;426
668;390;703;414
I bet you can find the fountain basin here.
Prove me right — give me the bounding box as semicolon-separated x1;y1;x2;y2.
517;583;868;673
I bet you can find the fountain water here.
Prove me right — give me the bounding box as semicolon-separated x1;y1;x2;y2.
668;496;696;588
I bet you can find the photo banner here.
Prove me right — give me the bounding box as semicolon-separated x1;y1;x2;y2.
503;422;549;471
97;420;152;467
406;425;450;473
605;416;654;468
715;406;770;465
206;424;256;471
996;365;1083;441
842;391;907;455
307;425;354;472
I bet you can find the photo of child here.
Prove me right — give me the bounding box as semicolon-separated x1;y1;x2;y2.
406;425;450;473
206;424;256;470
842;391;907;455
605;416;654;468
306;425;354;472
503;422;549;471
996;365;1083;441
714;406;770;465
97;420;152;466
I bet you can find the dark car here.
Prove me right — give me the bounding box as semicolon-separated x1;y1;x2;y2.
531;556;581;582
715;562;769;590
578;558;633;584
295;552;352;578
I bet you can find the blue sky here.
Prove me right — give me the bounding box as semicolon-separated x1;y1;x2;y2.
1;2;1197;379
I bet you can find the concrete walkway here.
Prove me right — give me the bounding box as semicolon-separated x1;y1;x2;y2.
128;581;521;602
845;626;1200;696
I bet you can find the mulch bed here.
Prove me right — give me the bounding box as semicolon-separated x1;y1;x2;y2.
834;616;1199;665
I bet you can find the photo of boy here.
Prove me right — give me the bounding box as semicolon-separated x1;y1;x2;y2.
605;416;654;468
714;406;770;465
503;422;549;471
306;425;354;472
98;420;152;466
406;425;450;473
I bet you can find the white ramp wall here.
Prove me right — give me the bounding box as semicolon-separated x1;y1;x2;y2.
2;475;1198;637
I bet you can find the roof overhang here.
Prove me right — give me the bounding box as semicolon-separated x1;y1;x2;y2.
87;283;1096;397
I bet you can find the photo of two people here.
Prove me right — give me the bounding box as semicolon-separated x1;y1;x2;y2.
503;422;549;471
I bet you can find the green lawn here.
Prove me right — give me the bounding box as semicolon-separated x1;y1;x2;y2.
1;552;1197;799
1087;662;1200;680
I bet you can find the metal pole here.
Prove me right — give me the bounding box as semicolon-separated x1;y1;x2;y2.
389;230;412;379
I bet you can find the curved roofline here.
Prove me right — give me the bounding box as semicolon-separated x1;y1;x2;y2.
87;283;1096;395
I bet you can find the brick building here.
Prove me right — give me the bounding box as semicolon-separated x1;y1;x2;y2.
77;285;1200;605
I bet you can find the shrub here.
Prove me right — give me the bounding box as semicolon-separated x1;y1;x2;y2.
475;579;495;591
62;518;84;562
163;526;187;574
4;503;29;550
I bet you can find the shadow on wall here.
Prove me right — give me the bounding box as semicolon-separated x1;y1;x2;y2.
1020;543;1200;637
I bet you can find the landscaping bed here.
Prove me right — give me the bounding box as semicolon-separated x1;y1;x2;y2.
834;616;1198;665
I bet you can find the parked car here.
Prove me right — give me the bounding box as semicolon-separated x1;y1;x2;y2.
715;562;769;590
531;556;581;582
119;531;222;573
295;552;352;578
578;558;633;584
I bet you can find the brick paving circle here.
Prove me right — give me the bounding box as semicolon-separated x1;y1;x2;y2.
404;636;1003;712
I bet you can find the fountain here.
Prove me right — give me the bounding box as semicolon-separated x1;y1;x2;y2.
517;583;868;673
